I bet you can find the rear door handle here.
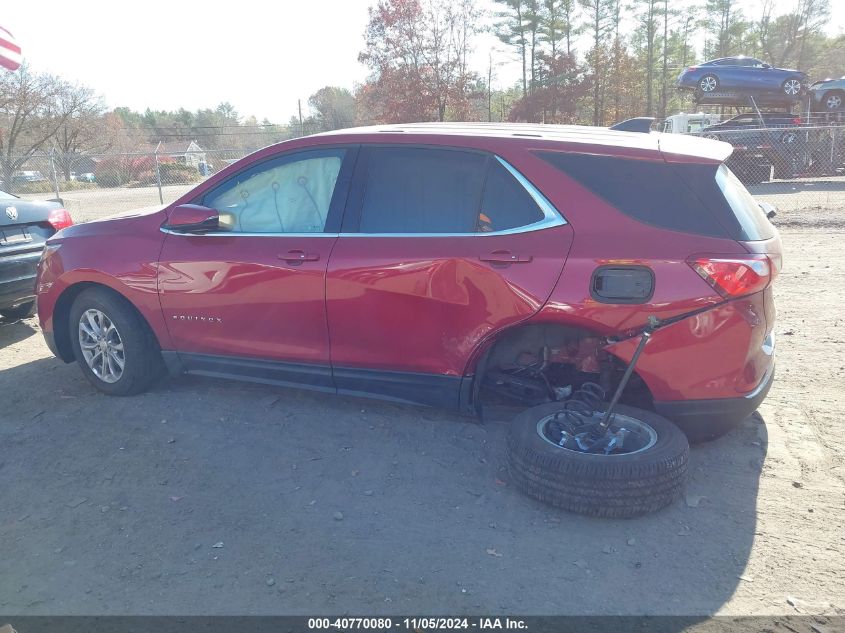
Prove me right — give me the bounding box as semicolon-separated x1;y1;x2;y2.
279;250;320;263
479;251;533;264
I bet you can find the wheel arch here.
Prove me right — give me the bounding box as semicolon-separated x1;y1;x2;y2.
462;319;655;415
51;281;162;363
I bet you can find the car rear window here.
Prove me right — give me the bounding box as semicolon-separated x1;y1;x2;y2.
537;152;775;241
714;165;776;240
537;152;729;237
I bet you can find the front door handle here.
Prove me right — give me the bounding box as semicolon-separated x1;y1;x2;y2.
479;251;533;264
279;250;320;263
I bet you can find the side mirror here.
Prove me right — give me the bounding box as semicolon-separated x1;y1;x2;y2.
162;204;219;234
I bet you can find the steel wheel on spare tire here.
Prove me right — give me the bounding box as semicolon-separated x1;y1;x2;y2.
69;287;164;396
507;402;689;518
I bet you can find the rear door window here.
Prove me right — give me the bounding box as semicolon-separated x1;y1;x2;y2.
478;159;544;232
358;147;486;234
355;147;546;234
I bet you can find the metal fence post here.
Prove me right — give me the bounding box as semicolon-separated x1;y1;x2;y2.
154;150;164;205
49;151;61;200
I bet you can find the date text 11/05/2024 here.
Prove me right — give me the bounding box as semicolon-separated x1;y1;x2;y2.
307;617;528;630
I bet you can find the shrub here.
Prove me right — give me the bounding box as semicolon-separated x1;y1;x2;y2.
94;157;131;188
159;162;201;185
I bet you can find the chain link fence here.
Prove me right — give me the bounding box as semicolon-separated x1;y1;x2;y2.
688;123;845;212
5;123;844;223
5;147;256;222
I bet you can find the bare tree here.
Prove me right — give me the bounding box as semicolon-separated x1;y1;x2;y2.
50;84;107;180
0;65;98;190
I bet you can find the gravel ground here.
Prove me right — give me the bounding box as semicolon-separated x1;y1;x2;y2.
0;207;843;617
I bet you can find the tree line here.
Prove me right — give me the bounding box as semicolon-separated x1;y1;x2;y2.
1;0;842;190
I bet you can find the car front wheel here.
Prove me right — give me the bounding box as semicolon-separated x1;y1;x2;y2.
699;74;718;93
69;288;164;396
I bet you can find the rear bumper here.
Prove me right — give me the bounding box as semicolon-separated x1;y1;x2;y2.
654;360;775;434
0;251;40;310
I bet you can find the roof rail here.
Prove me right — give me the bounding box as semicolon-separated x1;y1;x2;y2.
609;117;655;133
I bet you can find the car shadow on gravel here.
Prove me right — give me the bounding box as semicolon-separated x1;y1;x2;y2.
0;359;768;616
0;317;38;349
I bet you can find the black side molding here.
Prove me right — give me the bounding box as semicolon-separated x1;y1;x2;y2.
610;117;655;133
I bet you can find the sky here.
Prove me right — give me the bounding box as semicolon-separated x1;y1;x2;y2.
3;0;843;123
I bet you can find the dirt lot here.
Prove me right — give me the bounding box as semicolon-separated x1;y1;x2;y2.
1;207;844;617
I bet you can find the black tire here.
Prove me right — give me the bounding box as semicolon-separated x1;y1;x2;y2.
507;402;689;518
0;300;36;320
699;74;719;93
69;287;164;396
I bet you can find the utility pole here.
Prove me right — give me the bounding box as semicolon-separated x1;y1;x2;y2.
298;99;304;137
487;50;493;122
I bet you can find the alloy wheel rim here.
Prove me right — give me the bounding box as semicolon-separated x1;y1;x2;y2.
700;77;717;92
78;309;125;383
784;80;801;95
827;94;842;109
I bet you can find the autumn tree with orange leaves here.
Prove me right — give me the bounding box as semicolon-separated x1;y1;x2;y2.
358;0;481;123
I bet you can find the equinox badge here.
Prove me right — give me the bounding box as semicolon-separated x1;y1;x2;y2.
172;315;223;323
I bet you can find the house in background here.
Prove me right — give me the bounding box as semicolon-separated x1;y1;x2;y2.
155;140;207;169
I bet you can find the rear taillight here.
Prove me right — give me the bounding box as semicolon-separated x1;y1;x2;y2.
688;255;773;298
792;117;801;124
687;66;697;71
47;208;73;231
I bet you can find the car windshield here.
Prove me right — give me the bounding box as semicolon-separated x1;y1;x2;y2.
0;189;18;199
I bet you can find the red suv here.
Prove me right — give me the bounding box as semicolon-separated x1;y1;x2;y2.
36;123;779;514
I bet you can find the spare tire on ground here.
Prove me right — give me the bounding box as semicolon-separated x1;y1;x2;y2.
507;402;689;518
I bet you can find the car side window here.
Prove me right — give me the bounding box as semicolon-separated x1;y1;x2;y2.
358;147;487;234
478;159;544;232
204;148;345;233
356;147;548;235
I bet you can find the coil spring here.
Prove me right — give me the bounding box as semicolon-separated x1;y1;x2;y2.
551;382;606;437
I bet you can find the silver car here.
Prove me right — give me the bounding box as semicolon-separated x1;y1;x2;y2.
810;77;845;111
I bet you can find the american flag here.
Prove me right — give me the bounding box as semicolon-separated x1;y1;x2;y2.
0;26;21;71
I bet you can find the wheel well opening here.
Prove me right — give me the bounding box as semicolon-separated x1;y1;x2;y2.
472;323;654;414
52;282;160;362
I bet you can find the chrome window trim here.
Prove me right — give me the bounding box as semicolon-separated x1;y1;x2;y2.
160;154;566;239
160;228;339;238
